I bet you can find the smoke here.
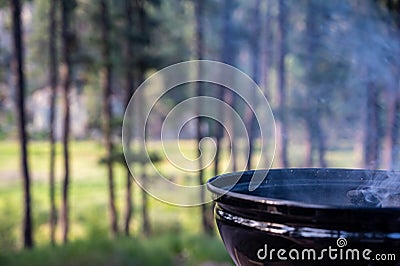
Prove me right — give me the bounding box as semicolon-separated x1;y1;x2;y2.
349;171;400;207
302;1;400;207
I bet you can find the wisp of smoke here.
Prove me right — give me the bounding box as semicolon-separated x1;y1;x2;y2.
348;171;400;208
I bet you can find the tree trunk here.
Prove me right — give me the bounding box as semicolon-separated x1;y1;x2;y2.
262;0;272;94
304;0;315;168
195;0;213;235
141;165;150;236
214;0;233;177
392;96;400;169
123;0;135;236
381;1;400;170
221;0;237;172
10;0;34;249
364;81;380;169
137;70;150;237
304;1;327;168
304;113;327;168
224;92;238;172
260;0;272;168
124;170;133;235
316;117;327;168
246;0;261;170
60;0;73;244
100;0;118;237
135;0;153;237
383;90;400;170
304;118;314;167
276;0;289;168
213;119;223;177
48;0;58;246
136;70;150;236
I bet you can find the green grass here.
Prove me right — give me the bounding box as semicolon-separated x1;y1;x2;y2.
0;234;231;266
0;140;233;265
0;139;358;265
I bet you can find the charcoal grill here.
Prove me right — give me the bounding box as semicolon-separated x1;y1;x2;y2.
207;168;400;265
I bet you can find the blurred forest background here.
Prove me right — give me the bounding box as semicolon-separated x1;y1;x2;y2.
0;0;400;265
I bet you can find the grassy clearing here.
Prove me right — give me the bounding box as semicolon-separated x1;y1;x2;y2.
0;139;357;265
0;140;233;265
0;234;231;266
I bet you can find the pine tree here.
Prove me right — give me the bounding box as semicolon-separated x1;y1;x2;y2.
10;0;34;249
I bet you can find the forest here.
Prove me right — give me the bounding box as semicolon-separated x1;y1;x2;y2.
0;0;400;265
